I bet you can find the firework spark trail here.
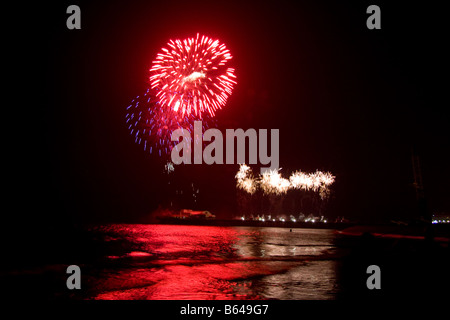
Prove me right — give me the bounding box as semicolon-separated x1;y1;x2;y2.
260;169;291;195
165;161;175;174
150;34;236;117
125;89;213;158
289;170;314;191
316;171;335;199
290;170;335;199
236;164;251;181
235;164;257;195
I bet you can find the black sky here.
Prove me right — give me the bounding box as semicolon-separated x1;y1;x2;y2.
10;0;448;226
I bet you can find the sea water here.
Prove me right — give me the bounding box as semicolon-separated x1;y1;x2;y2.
81;224;340;300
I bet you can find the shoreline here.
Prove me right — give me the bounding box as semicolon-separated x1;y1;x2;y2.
154;218;450;241
155;217;354;230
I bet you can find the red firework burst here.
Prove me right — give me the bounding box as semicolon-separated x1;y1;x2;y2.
150;34;236;117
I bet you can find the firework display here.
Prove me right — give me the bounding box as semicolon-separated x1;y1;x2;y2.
235;164;335;199
260;169;291;195
125;89;213;157
235;164;257;195
235;165;336;218
150;34;236;117
290;170;335;199
126;35;235;158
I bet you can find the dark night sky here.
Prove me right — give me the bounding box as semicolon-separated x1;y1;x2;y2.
9;0;448;226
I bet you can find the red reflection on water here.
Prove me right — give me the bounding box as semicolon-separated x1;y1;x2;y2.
87;225;336;300
93;261;294;300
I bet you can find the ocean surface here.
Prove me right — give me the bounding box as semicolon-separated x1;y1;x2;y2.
81;225;341;300
4;223;449;301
